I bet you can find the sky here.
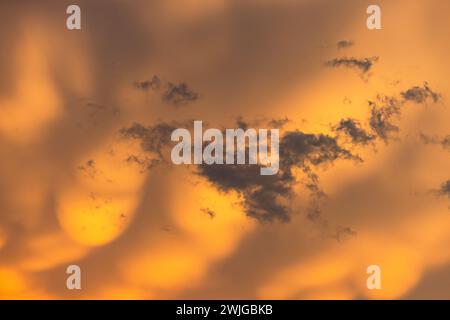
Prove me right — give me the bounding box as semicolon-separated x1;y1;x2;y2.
0;0;450;299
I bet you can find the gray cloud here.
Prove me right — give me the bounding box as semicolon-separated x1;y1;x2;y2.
337;40;354;49
133;75;162;91
119;122;178;160
120;118;362;223
162;82;200;106
325;56;379;74
134;75;199;106
268;117;291;129
198;129;361;222
420;133;450;151
438;180;450;199
368;95;402;142
198;163;293;222
401;82;441;104
331;226;357;242
334;118;375;145
367;83;441;142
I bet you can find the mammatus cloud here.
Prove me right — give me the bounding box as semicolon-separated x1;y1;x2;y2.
134;75;199;106
325;56;379;74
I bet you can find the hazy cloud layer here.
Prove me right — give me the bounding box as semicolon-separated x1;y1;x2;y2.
1;0;450;300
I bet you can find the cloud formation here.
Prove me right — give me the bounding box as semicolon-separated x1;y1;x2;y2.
368;95;402;142
134;75;199;106
438;180;450;199
198;128;361;222
337;40;354;49
420;133;450;151
334;118;375;145
401;82;440;104
325;56;379;74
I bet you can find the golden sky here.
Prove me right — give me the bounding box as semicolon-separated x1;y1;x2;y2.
0;0;450;299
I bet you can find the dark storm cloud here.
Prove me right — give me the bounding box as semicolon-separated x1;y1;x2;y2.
120;120;362;222
401;82;440;104
198;163;293;222
337;40;354;49
333;118;375;145
325;56;379;74
119;122;178;158
119;81;442;223
279;131;361;167
198;128;361;222
134;75;199;106
419;133;450;151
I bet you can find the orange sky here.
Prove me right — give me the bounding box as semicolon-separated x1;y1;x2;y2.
0;0;450;299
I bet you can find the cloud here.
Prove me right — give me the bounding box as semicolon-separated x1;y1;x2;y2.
133;75;162;91
331;226;357;242
438;180;450;199
325;56;379;74
198;128;361;223
120;119;362;223
119;117;363;223
366;83;441;142
268;117;291;129
337;40;354;49
333;118;375;145
279;131;361;167
200;207;216;219
419;133;450;151
134;75;199;106
162;82;199;106
368;95;402;142
401;82;441;104
198;163;292;222
119;122;178;158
